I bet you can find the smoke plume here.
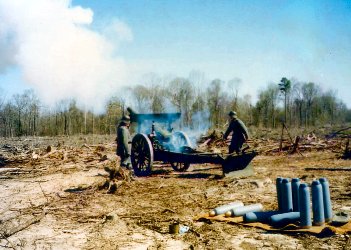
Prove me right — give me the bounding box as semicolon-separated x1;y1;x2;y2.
0;0;132;112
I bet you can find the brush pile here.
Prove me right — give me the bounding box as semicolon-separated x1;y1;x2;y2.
196;126;351;157
0;136;118;179
196;130;228;153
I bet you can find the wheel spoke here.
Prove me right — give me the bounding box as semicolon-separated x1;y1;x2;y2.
131;133;153;176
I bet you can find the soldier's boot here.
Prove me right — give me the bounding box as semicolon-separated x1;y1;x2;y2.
104;166;117;179
130;171;137;180
107;180;117;194
125;163;137;180
241;145;250;154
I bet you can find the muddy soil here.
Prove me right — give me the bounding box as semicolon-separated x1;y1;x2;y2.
0;135;350;249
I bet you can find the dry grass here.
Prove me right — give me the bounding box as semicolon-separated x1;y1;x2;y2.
0;135;350;249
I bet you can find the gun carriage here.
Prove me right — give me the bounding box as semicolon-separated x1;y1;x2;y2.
128;108;256;177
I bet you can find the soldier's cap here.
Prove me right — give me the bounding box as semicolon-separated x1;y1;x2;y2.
228;111;237;117
121;115;130;123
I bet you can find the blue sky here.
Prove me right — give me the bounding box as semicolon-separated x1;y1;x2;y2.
0;0;351;109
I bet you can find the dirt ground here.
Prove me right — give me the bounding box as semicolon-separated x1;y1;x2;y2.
0;135;350;249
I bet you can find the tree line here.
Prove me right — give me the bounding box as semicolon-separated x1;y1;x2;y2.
1;74;350;137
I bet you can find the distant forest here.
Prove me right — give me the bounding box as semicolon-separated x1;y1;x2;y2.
1;75;350;137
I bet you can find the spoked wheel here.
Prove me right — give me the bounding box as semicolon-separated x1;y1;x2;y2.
131;133;154;176
170;162;191;172
170;131;191;172
171;131;192;151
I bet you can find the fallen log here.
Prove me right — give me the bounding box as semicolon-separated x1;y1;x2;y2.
0;210;45;239
0;176;13;179
305;167;351;171
0;168;21;174
290;136;304;156
326;127;351;139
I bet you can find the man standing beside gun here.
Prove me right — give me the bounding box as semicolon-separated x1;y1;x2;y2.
223;111;249;154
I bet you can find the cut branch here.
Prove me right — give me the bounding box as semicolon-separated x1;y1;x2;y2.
0;211;45;239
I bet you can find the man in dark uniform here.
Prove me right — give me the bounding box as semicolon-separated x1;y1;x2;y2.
116;115;132;169
223;111;249;154
106;114;135;191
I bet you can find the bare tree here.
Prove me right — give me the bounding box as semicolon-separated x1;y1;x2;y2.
279;77;291;124
302;82;319;126
13;92;29;136
166;77;194;126
131;85;152;113
255;84;279;128
292;81;304;127
0;76;350;137
207;79;226;128
227;77;242;111
141;73;165;113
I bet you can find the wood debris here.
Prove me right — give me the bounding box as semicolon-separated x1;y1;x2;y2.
196;127;350;156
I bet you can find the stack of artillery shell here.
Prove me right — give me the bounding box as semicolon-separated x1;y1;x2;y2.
273;177;333;228
207;177;333;229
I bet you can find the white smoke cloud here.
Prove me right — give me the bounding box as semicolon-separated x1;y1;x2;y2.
0;22;17;73
0;0;132;112
103;19;134;43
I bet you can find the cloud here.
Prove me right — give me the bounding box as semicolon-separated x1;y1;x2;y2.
0;22;17;73
104;19;134;43
0;0;132;112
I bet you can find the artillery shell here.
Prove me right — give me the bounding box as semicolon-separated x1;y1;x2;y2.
312;180;325;226
270;212;300;228
209;201;244;217
299;183;312;228
231;203;263;217
319;177;333;222
224;210;233;217
244;211;280;223
276;177;283;211
291;178;300;212
281;178;293;212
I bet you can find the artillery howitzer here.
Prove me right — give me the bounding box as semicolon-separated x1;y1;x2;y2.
127;108;256;177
